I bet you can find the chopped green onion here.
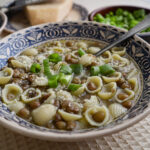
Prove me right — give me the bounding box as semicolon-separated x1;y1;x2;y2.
70;64;83;75
94;14;105;22
133;9;145;19
59;73;72;85
78;48;86;57
48;74;59;88
68;84;82;92
99;64;115;76
129;20;138;29
43;59;60;88
116;8;123;15
93;8;150;32
60;65;72;74
43;59;52;79
30;63;41;73
90;66;100;76
48;53;62;63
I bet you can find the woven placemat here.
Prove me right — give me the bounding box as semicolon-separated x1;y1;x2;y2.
0;113;150;150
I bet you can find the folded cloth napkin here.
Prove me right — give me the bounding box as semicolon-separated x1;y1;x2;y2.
0;0;15;8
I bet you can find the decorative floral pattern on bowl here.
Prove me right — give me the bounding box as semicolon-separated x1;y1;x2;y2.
0;21;150;141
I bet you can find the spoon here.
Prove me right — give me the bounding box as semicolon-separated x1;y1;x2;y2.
95;13;150;57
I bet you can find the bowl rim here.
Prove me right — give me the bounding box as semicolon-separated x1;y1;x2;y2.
0;21;150;142
0;11;7;33
88;4;150;36
0;105;149;142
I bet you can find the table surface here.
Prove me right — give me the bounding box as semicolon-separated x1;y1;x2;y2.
1;0;150;150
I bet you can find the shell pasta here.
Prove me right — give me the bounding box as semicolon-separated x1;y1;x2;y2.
0;40;141;131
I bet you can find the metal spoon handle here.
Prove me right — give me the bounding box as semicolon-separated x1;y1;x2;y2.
95;13;150;57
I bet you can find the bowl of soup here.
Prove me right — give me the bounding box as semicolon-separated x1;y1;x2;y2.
0;21;149;141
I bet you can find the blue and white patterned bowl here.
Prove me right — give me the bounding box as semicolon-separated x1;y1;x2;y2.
0;22;150;141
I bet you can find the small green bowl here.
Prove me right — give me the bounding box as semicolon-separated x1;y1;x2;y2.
88;5;150;42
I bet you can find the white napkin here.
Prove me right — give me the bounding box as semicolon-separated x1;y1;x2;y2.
0;0;14;7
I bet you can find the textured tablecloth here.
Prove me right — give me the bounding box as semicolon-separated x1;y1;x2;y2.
1;0;150;150
0;115;150;150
